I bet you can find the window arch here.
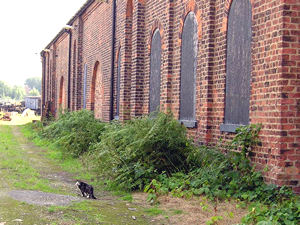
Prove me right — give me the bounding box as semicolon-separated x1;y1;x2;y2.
83;63;88;109
59;76;64;107
149;29;161;113
91;62;99;111
221;0;252;132
115;49;121;119
179;12;198;127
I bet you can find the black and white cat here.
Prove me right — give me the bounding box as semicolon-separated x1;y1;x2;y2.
75;180;97;199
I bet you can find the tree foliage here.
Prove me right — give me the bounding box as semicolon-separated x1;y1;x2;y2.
0;81;25;100
29;88;40;96
25;77;42;93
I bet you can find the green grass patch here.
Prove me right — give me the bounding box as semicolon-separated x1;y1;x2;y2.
0;126;57;193
1;124;152;225
46;200;151;225
144;207;165;216
119;193;133;202
22;124;94;182
170;209;183;215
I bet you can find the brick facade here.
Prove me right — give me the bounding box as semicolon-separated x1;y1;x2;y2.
41;0;300;193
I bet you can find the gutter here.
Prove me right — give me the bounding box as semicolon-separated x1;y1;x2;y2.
41;52;46;115
67;30;72;109
110;0;117;120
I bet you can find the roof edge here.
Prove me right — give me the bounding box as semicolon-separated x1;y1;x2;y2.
41;0;96;55
67;0;95;25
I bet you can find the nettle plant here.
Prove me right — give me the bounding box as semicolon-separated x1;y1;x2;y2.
230;124;262;158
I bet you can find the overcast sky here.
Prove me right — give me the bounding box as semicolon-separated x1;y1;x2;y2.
0;0;87;86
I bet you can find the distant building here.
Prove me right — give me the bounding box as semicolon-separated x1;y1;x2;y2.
25;96;41;111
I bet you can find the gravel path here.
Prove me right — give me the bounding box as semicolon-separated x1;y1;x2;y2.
8;190;81;206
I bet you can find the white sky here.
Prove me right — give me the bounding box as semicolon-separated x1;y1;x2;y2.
0;0;87;86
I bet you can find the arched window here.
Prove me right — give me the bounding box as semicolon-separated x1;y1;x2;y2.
59;76;64;107
91;62;99;111
49;59;52;101
83;64;87;109
149;29;161;113
180;12;198;127
221;0;252;132
115;50;121;119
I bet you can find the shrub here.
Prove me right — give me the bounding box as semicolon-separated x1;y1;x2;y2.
143;124;299;224
41;110;106;157
89;112;193;190
34;111;298;224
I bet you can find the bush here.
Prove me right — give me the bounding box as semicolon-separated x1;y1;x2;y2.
34;111;299;224
41;110;106;157
143;125;299;224
89;112;193;190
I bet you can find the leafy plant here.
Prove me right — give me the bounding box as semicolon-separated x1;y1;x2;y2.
230;124;261;158
89;112;192;190
206;216;223;225
41;110;106;157
32;111;299;225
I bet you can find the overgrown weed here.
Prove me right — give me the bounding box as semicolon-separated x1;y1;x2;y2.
27;110;299;224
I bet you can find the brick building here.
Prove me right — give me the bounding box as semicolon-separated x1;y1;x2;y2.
41;0;300;193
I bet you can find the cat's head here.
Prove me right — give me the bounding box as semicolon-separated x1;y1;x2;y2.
75;180;81;186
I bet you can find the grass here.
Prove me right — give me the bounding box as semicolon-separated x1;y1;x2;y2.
0;125;153;225
119;193;134;202
170;209;183;215
0;126;56;193
22;124;94;182
0;113;40;126
144;207;165;216
47;201;103;222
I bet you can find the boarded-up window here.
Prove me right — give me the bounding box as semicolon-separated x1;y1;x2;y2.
115;50;121;118
180;12;198;127
83;64;87;109
221;0;252;132
149;29;162;113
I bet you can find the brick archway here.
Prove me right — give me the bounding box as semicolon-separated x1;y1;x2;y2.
58;76;65;111
90;61;99;111
59;76;64;105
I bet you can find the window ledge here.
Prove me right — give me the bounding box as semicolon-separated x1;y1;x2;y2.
220;124;245;133
180;120;197;128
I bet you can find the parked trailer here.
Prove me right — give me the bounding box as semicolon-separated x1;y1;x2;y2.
24;96;41;114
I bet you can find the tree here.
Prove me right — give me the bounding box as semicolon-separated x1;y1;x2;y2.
11;86;25;100
0;81;25;100
28;88;40;96
0;81;12;98
25;77;42;93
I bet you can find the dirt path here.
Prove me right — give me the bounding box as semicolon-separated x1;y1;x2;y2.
0;126;158;225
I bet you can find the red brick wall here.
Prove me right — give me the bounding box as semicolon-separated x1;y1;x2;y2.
212;0;285;188
113;0;128;120
41;0;300;193
81;1;113;121
54;33;70;112
279;0;300;193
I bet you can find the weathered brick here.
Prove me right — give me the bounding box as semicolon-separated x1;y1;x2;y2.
41;0;300;193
